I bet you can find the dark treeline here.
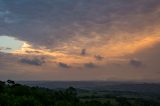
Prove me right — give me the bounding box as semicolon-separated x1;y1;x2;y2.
0;80;160;106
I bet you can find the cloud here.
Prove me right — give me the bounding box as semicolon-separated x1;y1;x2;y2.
25;50;42;54
0;9;22;24
0;0;160;49
81;49;86;56
94;55;104;61
58;62;71;68
0;10;10;17
0;0;160;81
20;58;45;66
5;47;12;50
84;62;97;68
0;47;12;51
129;59;143;67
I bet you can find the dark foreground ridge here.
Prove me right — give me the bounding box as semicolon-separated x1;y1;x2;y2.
0;80;160;106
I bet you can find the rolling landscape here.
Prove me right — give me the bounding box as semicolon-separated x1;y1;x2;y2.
0;0;160;105
0;80;160;106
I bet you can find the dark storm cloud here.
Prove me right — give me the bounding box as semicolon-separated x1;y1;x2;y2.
58;62;71;68
20;58;45;66
0;0;160;48
84;62;97;68
129;59;143;67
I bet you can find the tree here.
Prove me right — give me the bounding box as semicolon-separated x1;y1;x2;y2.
0;81;5;93
65;87;78;101
7;80;15;86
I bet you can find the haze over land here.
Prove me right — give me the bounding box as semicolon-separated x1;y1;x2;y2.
0;0;160;82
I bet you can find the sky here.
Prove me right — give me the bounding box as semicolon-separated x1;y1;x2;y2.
0;0;160;82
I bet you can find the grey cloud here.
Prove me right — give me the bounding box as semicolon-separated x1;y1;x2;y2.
25;50;42;54
0;10;10;17
94;55;104;61
0;53;20;69
0;47;11;50
0;9;22;24
0;0;160;48
20;58;45;66
5;47;11;50
58;62;71;68
84;62;97;68
81;49;86;56
129;59;143;67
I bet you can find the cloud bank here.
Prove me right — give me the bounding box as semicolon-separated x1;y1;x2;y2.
0;0;160;81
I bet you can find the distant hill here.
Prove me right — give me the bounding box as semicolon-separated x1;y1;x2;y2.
17;81;160;94
1;80;160;106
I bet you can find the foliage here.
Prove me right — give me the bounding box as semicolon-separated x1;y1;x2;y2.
0;80;159;106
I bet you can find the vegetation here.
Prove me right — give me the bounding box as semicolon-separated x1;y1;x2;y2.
0;80;160;106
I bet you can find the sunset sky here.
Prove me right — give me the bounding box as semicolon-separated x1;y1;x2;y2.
0;0;160;82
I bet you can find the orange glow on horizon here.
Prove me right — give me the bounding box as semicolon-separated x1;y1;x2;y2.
11;35;160;64
97;35;160;57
